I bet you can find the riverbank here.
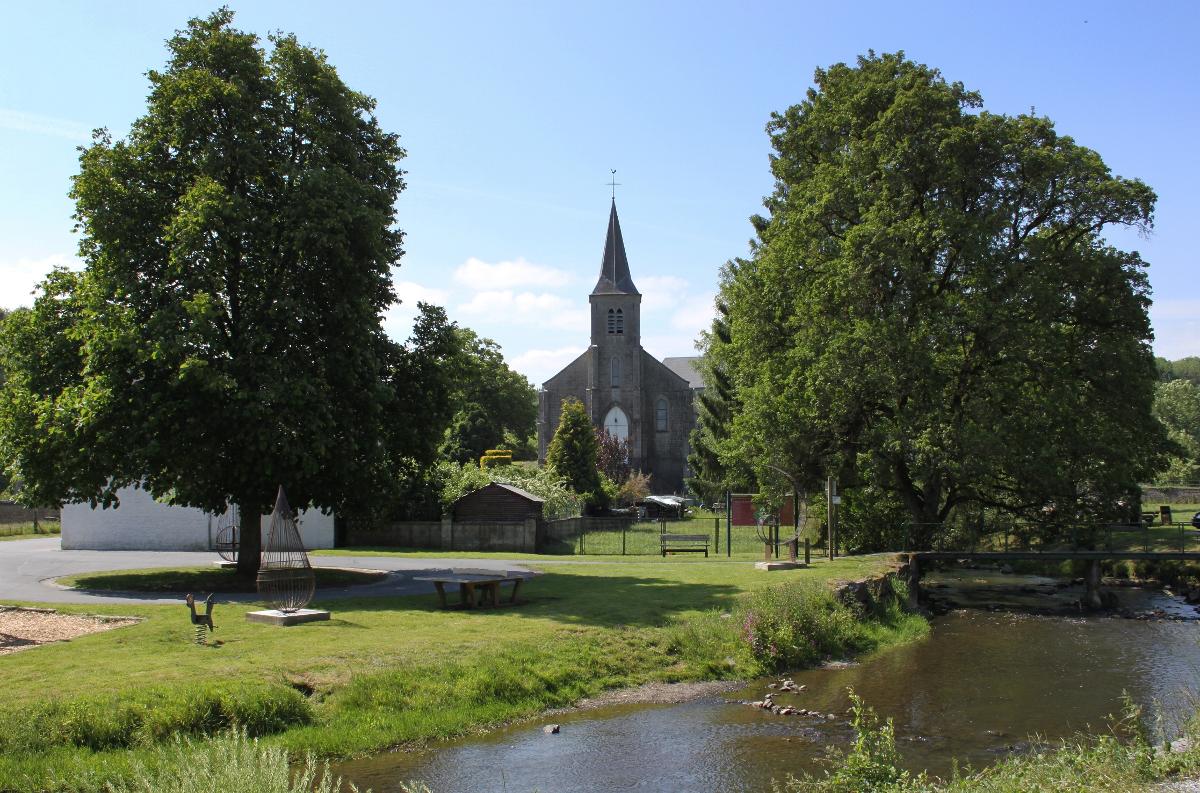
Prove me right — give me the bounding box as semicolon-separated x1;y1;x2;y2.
0;553;921;792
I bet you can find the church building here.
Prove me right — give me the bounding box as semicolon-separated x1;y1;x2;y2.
538;201;698;494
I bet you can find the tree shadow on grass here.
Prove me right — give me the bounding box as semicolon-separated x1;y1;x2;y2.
321;571;741;628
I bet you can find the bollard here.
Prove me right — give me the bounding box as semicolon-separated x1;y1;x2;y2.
804;538;811;565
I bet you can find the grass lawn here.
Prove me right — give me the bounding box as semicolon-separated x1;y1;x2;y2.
2;554;897;707
0;521;61;542
58;565;388;593
0;553;915;790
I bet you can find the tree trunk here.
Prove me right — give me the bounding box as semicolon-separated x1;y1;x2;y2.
235;495;262;579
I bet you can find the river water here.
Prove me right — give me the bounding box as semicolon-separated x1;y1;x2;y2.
338;573;1200;793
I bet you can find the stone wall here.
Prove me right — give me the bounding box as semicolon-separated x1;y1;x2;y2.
1143;486;1200;505
0;502;60;524
344;521;442;548
347;517;539;554
347;515;635;554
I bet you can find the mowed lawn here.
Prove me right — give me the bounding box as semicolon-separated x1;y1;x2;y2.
0;555;894;709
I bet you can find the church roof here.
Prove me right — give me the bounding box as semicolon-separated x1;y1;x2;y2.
662;356;706;390
592;200;640;295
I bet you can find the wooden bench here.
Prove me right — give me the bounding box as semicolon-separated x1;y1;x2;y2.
412;572;525;609
660;533;710;557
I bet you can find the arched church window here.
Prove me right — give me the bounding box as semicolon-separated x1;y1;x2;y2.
607;309;615;334
615;308;624;335
655;397;668;432
611;357;621;387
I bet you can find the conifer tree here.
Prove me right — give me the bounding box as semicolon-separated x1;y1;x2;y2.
545;399;603;509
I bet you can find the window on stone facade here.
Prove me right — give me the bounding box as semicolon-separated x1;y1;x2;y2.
607;309;615;334
655;397;668;432
611;357;621;387
615;308;624;334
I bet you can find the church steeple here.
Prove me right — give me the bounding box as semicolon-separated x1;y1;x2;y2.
592;200;639;295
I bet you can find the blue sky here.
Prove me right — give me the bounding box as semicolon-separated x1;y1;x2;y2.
1;1;1196;383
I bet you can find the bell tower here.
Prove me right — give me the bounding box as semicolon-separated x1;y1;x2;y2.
588;199;643;459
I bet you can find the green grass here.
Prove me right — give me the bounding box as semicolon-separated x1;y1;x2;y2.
0;554;906;791
0;521;61;542
58;566;388;593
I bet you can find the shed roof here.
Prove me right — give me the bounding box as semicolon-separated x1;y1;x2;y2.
455;482;545;505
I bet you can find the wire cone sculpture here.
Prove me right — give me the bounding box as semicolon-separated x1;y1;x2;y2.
256;487;316;613
214;503;239;563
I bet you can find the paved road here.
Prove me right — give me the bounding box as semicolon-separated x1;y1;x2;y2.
0;537;538;606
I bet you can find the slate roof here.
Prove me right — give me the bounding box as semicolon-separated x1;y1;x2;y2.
661;356;705;390
592;200;640;295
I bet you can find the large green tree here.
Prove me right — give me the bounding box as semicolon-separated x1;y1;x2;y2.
715;52;1168;546
438;328;536;464
0;10;449;575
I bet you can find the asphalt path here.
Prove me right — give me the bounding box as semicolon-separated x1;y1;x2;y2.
0;537;541;606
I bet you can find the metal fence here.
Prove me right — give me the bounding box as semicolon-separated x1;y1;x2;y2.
574;512;831;557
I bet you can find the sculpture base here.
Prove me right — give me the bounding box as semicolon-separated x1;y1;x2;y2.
245;608;330;626
754;561;806;571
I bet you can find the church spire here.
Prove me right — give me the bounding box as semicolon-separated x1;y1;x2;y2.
592;200;639;296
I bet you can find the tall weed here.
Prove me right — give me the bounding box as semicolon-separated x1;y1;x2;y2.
0;682;311;753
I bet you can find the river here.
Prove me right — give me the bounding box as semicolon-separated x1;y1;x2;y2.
337;572;1200;793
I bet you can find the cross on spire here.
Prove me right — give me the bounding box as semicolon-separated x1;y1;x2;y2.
607;169;621;200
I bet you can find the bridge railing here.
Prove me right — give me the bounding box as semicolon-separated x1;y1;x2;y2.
900;521;1200;554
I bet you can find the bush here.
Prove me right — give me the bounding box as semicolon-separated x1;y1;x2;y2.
438;461;581;519
479;449;513;469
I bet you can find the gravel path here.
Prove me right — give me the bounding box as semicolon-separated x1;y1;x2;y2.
0;606;139;654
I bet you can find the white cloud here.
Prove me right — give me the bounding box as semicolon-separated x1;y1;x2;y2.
639;274;690;312
0;253;84;309
0;109;92;141
510;345;586;385
452;257;571;291
456;289;587;330
670;292;716;333
393;279;448;307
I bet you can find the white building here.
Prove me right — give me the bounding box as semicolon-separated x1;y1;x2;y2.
61;485;335;551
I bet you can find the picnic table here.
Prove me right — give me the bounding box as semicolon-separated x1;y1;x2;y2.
412;571;526;609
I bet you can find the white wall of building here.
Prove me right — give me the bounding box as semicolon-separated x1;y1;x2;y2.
61;486;336;551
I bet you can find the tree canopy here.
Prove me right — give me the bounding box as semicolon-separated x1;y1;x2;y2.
1153;379;1200;484
438;328;536;465
0;10;454;573
709;52;1168;546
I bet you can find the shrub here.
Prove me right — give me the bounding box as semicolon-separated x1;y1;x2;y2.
479;449;513;469
438;461;580;519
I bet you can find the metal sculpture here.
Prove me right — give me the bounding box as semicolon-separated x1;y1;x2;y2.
214;504;240;563
186;593;215;645
256;487;316;613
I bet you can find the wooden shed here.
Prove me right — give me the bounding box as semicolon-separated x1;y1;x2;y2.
452;483;545;522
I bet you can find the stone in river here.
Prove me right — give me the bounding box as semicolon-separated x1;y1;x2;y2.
543;724;560;734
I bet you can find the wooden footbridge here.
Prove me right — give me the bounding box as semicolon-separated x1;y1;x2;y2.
901;550;1200;609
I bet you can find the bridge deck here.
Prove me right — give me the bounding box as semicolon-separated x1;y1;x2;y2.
908;551;1200;562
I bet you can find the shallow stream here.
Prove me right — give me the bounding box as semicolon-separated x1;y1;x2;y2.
337;573;1200;793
